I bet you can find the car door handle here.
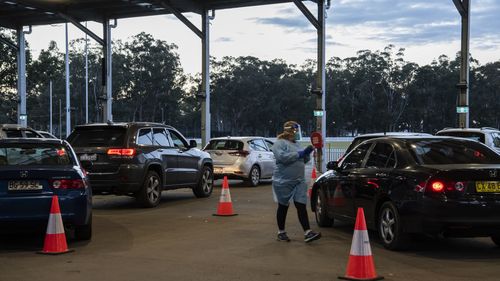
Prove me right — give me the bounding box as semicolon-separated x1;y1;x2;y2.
375;173;387;177
395;176;405;181
158;149;163;152
258;154;262;158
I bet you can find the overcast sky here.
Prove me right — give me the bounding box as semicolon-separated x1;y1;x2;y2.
24;0;500;75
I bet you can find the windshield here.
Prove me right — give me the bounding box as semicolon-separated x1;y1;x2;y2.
68;127;126;147
0;144;73;166
205;140;243;150
408;139;500;165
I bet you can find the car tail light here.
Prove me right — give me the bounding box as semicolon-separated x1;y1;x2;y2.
51;179;86;189
426;179;467;193
107;148;136;156
228;150;250;157
431;181;445;192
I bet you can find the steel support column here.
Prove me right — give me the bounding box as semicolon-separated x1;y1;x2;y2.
201;10;211;146
102;19;113;122
294;1;327;172
454;0;470;128
316;0;327;173
65;23;71;136
16;26;27;127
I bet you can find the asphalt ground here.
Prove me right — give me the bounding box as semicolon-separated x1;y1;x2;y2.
2;178;500;281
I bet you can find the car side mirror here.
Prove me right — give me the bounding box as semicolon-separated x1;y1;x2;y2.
189;140;198;149
326;161;338;170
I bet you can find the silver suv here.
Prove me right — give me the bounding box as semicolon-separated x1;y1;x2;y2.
0;124;43;139
436;127;500;154
203;137;276;186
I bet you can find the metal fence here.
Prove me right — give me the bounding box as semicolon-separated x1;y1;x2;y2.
325;144;346;163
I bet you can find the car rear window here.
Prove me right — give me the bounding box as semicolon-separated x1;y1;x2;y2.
68;127;126;147
436;131;485;143
4;130;24;138
205;140;243;150
408;139;500;165
0;144;73;166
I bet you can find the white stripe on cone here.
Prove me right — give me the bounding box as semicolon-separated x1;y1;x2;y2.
46;213;65;235
349;229;372;256
219;188;232;203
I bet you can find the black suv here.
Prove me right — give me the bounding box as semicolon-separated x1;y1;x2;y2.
67;122;213;207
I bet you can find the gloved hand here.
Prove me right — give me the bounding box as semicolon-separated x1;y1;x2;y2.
298;145;314;158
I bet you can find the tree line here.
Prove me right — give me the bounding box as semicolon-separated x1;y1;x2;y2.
1;29;499;138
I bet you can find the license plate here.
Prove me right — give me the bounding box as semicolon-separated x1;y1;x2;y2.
8;180;43;191
476;181;500;192
214;167;223;174
80;154;97;161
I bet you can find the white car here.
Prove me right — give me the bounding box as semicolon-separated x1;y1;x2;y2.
203;136;276;186
436;127;500;154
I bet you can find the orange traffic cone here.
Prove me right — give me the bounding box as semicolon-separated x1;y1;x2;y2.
213;176;238;216
38;195;73;255
339;208;383;281
308;167;317;198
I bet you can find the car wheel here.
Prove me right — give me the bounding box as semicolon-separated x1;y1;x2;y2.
193;165;214;198
247;165;260;187
491;235;500;246
314;189;334;227
74;216;92;241
137;170;162;208
378;201;409;250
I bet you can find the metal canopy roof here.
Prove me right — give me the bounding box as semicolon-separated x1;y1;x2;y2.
0;0;315;29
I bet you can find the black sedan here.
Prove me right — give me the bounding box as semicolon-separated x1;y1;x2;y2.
311;136;500;250
0;138;92;240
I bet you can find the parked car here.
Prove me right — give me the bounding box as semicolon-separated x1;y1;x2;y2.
0;124;43;139
204;136;276;186
0;138;92;240
436;127;500;154
67;122;213;207
311;136;500;250
37;130;58;139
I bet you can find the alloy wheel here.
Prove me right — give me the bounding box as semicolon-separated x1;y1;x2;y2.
250;167;260;186
147;175;161;203
201;168;213;194
380;207;396;244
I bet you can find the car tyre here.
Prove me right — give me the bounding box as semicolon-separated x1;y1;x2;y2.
247;165;260;187
74;216;92;241
137;170;162;208
193;165;214;198
491;235;500;246
314;188;334;227
377;201;409;250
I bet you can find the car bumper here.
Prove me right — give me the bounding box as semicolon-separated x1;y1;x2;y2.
87;164;144;194
400;198;500;236
0;190;91;229
213;165;249;180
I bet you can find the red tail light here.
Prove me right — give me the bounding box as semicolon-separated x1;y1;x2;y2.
431;181;445;192
51;179;86;189
107;148;136;156
228;150;250;157
426;180;467;193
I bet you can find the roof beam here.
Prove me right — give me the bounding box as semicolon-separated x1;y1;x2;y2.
157;0;203;39
453;0;467;17
57;12;104;46
293;0;319;30
0;34;18;51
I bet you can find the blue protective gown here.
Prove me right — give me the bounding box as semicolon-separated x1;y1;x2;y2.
271;139;311;206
